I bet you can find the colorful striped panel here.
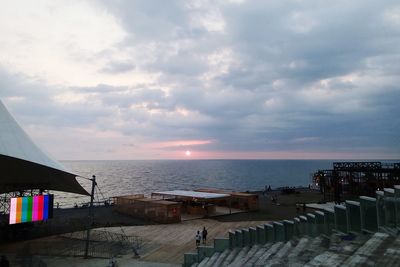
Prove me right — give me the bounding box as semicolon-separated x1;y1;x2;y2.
8;195;53;224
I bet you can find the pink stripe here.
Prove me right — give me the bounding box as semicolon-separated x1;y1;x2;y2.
32;196;38;221
9;198;17;224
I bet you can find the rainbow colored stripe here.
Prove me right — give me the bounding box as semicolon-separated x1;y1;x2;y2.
9;195;53;224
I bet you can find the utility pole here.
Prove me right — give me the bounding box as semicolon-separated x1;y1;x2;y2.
84;175;96;258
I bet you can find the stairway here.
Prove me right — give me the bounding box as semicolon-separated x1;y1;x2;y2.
184;186;400;267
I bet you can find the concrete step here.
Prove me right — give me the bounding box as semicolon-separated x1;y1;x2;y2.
221;248;240;266
304;234;370;267
287;237;310;266
229;246;250;266
303;251;343;267
296;236;329;264
375;235;400;267
342;232;391;266
230;245;260;267
202;252;220;267
379;226;398;236
253;241;283;266
243;243;272;267
197;257;209;267
212;249;231;267
265;239;298;266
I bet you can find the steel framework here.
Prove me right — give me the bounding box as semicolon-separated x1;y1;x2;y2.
313;161;400;203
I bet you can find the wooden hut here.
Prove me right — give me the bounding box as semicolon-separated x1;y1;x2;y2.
112;195;181;223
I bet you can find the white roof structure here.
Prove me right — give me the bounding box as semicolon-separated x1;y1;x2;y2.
0;100;89;195
152;190;230;199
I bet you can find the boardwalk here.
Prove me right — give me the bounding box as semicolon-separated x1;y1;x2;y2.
0;218;270;266
104;218;270;265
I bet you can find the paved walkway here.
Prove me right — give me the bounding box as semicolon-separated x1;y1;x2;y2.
1;218;270;266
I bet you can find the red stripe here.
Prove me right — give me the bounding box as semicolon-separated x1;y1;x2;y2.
37;195;44;220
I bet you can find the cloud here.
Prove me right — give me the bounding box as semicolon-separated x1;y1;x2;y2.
0;0;399;159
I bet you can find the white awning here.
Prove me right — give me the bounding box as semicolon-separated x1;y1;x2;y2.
152;190;230;199
0;100;89;195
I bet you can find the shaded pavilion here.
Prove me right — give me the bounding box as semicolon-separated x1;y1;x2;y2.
0;100;89;212
151;190;231;216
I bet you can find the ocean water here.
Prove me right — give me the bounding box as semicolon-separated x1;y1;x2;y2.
55;160;333;208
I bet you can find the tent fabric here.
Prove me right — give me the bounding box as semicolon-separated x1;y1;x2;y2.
0;100;89;195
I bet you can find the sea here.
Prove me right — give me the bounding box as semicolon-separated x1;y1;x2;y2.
55;160;336;208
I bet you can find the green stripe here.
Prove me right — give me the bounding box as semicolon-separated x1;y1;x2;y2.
27;196;33;222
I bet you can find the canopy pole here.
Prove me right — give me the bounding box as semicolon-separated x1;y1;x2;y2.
84;175;96;258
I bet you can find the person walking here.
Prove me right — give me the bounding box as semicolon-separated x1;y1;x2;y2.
202;227;208;244
195;231;201;247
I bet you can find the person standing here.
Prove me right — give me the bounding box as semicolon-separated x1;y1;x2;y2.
202;227;208;244
195;231;201;247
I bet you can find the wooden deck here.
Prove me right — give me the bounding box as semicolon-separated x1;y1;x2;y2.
105;218;270;265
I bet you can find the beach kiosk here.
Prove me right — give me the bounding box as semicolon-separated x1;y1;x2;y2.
195;188;259;211
112;195;181;223
151;190;231;216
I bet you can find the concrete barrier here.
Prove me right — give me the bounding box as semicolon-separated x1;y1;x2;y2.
306;213;317;237
360;196;378;233
256;225;266;244
346;200;361;233
197;245;214;261
299;215;308;236
395;185;400;227
214;237;229;252
293;217;301;237
324;208;335;235
376;191;385;230
384;188;396;228
249;227;257;246
235;229;243;248
183;252;198;267
283;220;294;240
334;204;348;233
242;228;250;247
265;223;275;242
228;230;235;249
314;211;325;235
273;222;285;241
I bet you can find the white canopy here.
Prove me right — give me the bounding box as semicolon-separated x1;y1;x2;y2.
152;190;230;199
0;100;89;195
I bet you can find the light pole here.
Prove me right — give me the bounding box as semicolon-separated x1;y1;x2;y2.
84;175;96;258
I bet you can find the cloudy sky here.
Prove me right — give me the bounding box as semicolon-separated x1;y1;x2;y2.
0;0;399;160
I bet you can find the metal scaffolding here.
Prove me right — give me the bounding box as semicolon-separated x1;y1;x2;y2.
313;161;400;203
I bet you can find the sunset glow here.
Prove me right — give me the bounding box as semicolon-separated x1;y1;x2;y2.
185;150;191;156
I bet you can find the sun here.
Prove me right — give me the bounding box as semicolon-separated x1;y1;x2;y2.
185;150;191;156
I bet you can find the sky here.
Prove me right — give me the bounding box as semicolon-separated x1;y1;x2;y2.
0;0;399;160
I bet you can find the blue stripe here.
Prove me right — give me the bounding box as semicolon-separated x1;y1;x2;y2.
43;195;49;220
21;197;28;222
